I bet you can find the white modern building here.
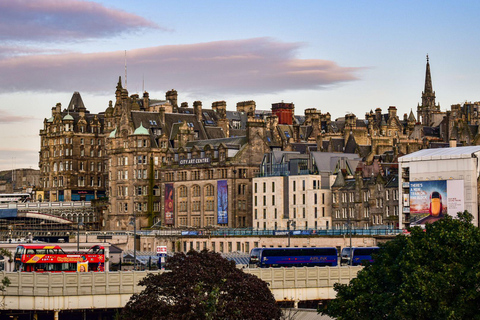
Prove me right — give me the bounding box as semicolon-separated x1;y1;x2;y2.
252;174;331;230
251;151;356;231
398;146;480;228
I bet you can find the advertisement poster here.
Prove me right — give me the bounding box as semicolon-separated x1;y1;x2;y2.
165;183;174;225
217;180;228;224
403;194;410;207
77;262;88;272
409;180;464;225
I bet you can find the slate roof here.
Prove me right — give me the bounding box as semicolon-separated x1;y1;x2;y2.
67;91;86;112
185;136;247;149
164;113;208;140
310;152;360;173
204;127;226;139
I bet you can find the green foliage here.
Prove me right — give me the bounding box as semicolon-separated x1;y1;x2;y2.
0;277;10;292
0;248;12;261
321;211;480;320
122;250;282;320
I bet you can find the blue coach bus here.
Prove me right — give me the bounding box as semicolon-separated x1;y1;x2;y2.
340;247;379;266
249;247;338;268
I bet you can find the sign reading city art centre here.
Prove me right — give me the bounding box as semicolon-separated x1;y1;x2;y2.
179;157;211;166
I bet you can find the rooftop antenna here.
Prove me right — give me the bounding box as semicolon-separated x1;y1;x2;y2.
124;50;127;90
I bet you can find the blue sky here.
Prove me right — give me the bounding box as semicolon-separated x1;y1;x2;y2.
1;0;479;170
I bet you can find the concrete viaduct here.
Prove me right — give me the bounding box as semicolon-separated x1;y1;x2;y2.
0;266;362;319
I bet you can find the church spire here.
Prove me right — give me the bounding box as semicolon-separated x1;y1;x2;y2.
424;54;433;95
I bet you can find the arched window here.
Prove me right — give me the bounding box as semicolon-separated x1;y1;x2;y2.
204;184;215;196
179;186;187;198
191;185;201;197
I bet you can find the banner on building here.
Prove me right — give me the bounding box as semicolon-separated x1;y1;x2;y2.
217;180;228;224
165;183;174;225
409;180;464;225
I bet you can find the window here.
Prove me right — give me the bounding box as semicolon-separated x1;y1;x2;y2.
192;185;201;197
205;185;214;196
179;186;187;197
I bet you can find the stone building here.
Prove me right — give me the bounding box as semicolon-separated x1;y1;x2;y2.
36;55;478;231
331;157;399;230
105;79;270;230
38;92;108;202
0;169;40;195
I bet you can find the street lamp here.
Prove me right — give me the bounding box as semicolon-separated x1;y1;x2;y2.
129;212;137;271
77;218;84;251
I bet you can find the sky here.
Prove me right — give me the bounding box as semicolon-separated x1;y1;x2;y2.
1;0;479;170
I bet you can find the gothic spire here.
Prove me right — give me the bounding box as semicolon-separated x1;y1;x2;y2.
421;54;436;112
424;54;433;95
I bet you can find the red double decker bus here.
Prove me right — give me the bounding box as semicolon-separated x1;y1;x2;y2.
14;244;105;272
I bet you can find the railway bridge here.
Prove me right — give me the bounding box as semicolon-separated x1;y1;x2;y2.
0;266;362;318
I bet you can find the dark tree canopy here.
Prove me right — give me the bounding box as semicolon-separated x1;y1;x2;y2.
122;250;282;320
321;211;480;320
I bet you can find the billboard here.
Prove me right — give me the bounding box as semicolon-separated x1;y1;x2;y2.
217;180;228;224
165;183;174;225
409;180;464;225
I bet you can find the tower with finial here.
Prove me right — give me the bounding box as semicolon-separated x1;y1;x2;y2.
417;54;440;126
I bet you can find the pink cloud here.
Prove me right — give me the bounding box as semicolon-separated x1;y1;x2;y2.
0;110;35;124
0;38;361;95
0;0;161;42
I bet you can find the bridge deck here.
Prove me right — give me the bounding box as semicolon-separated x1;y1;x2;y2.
0;267;362;311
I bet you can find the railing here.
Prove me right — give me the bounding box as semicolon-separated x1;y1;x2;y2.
0;228;402;239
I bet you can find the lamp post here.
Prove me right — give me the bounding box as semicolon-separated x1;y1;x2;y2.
129;212;137;271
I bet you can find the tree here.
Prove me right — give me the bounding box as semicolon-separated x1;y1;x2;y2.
321;211;480;320
122;250;282;320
